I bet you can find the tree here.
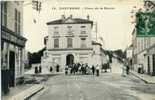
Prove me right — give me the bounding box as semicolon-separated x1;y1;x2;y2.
28;47;46;67
113;49;126;62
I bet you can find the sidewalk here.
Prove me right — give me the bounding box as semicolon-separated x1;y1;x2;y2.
130;70;155;84
25;67;51;75
2;84;44;100
25;67;64;76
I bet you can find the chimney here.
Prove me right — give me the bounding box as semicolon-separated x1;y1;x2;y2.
61;15;66;20
87;15;90;20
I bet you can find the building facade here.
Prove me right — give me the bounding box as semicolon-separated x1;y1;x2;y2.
125;44;133;69
132;0;155;75
41;15;106;71
1;1;27;94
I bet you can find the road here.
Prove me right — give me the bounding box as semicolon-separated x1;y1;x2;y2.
30;59;155;100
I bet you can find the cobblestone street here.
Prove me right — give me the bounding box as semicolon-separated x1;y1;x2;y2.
30;60;155;100
30;73;155;100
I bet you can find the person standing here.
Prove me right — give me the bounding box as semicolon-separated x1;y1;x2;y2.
35;66;38;74
78;65;81;74
121;65;126;77
126;64;129;75
65;65;68;75
92;65;95;75
96;64;100;76
73;63;76;75
39;66;42;73
56;64;60;72
69;64;73;74
50;66;53;72
124;59;130;75
85;63;88;74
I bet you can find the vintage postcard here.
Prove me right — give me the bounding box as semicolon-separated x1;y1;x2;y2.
1;0;155;100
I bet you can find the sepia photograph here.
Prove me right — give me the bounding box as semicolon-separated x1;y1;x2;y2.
1;0;155;100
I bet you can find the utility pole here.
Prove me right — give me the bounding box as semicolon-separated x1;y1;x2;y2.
96;22;98;41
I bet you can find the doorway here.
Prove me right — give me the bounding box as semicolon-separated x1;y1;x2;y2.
9;51;15;87
66;54;74;66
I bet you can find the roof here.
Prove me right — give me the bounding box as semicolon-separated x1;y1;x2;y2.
47;18;93;25
92;41;102;46
125;44;133;51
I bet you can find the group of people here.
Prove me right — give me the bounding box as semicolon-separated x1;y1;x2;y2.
34;66;42;74
122;59;130;76
101;62;111;72
65;63;100;76
49;64;60;72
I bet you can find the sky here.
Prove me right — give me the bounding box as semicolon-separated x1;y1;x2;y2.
23;0;143;53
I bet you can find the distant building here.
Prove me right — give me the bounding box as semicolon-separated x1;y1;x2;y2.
125;44;133;68
132;0;155;75
41;15;106;71
1;1;27;94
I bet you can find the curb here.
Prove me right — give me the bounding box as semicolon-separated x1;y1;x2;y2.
34;73;62;77
130;71;155;84
25;86;44;100
25;72;63;77
8;85;44;100
130;71;148;84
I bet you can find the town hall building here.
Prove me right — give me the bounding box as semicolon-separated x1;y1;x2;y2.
41;15;106;71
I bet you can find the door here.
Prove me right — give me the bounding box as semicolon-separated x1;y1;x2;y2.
66;54;74;66
9;51;15;87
